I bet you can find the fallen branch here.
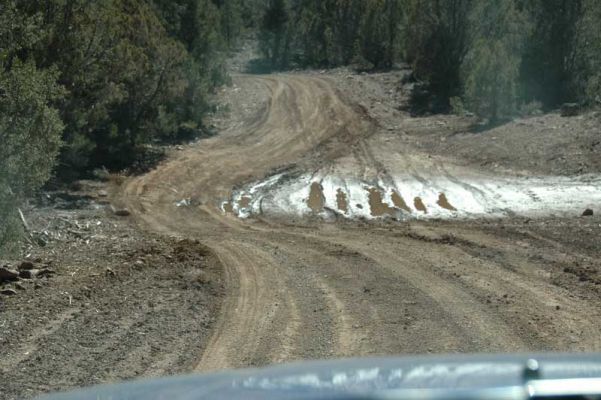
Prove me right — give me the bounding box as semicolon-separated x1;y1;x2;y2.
18;208;31;234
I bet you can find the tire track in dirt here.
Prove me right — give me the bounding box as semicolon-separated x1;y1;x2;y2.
119;73;601;373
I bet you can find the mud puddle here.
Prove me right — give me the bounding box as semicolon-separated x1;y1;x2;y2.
413;197;428;214
437;193;457;211
336;189;349;214
391;190;412;212
223;172;601;221
368;188;397;217
308;182;326;212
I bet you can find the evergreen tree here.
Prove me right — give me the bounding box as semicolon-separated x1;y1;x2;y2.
574;0;601;106
259;0;290;69
0;0;241;249
520;0;583;108
0;1;64;252
404;0;472;109
356;0;404;69
218;0;243;47
462;0;529;122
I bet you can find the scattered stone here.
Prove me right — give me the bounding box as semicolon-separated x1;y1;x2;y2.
19;269;40;279
582;209;594;217
15;282;26;291
0;267;19;282
70;181;83;191
106;267;116;277
93;167;110;181
176;199;191;207
135;260;145;267
561;103;580;117
110;205;131;217
37;268;56;278
18;261;36;271
98;190;109;198
1;288;18;296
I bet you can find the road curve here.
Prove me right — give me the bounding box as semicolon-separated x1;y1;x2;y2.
119;74;601;372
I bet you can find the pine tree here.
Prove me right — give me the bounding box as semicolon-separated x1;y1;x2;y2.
0;2;64;253
404;0;472;109
259;0;289;69
574;0;601;105
520;0;584;108
462;0;529;122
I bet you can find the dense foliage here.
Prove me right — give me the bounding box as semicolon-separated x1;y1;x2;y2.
0;0;242;251
259;0;404;70
259;0;601;120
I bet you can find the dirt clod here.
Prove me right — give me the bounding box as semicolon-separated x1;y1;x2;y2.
18;261;36;270
112;207;131;217
19;269;40;279
0;267;19;282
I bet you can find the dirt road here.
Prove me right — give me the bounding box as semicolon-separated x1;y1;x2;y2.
119;74;601;372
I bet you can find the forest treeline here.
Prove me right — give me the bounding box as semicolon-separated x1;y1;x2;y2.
0;0;247;250
259;0;601;118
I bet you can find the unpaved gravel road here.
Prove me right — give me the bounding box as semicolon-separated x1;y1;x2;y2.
119;74;601;372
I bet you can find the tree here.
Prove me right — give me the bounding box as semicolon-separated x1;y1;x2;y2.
355;0;404;70
0;2;64;253
520;0;583;108
404;0;472;109
218;0;243;47
462;0;529;122
0;0;242;250
574;0;601;106
259;0;290;69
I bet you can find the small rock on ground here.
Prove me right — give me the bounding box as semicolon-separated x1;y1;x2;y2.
111;205;131;217
19;269;40;279
0;267;19;282
18;261;36;270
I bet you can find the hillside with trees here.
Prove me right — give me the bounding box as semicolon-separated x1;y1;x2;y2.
259;0;601;117
1;0;244;251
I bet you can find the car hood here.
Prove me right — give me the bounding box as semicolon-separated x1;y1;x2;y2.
40;353;601;400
